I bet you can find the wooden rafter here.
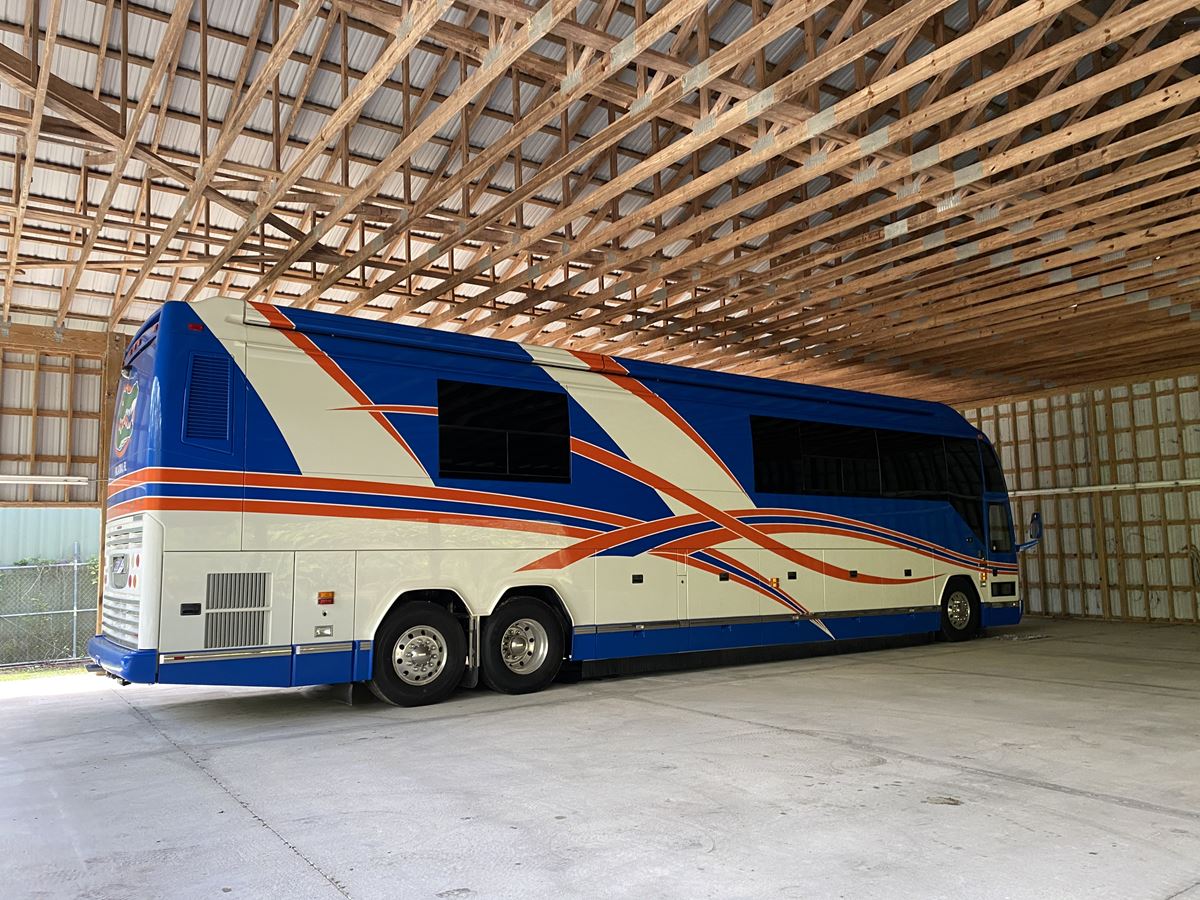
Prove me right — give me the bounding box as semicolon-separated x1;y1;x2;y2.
0;0;1195;403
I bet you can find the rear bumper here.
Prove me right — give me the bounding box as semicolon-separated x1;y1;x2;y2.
87;634;157;683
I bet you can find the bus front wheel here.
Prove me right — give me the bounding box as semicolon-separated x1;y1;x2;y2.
480;597;564;695
939;578;981;642
369;601;466;707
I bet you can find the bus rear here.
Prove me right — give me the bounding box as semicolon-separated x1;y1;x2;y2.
88;313;164;682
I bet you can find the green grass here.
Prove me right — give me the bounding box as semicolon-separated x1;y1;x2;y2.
0;663;88;682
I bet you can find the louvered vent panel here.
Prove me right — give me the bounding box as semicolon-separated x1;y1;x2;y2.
204;610;268;649
185;356;231;440
204;573;270;649
206;572;269;610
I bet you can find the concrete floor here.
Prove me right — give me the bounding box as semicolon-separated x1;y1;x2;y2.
3;619;1200;900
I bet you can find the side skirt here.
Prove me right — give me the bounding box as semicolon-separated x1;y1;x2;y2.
568;632;934;681
571;608;943;661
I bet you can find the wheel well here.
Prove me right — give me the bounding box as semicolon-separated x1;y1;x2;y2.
942;574;981;605
493;586;573;657
384;589;471;628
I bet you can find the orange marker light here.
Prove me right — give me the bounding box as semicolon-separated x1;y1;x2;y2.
317;591;335;606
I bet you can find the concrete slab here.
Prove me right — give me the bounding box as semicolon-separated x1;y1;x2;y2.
3;619;1199;900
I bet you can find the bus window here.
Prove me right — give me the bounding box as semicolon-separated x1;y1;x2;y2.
438;380;570;482
982;444;1008;493
799;422;880;496
750;416;880;497
878;431;944;498
750;416;806;494
988;502;1014;553
944;438;983;498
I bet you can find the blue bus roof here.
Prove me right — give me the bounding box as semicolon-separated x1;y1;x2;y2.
173;298;974;436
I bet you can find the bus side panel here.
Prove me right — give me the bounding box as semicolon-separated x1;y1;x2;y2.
354;548;596;641
156;550;294;687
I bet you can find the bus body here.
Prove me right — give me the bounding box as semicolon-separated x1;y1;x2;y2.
88;297;1020;704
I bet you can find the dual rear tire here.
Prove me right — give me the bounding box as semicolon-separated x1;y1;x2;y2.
369;597;564;707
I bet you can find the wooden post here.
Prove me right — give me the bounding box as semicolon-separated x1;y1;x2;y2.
94;330;125;635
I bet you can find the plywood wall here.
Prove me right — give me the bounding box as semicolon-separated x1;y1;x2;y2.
963;372;1200;623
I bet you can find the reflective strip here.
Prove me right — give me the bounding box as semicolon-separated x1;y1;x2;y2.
159;646;292;664
581;605;946;634
295;642;354;655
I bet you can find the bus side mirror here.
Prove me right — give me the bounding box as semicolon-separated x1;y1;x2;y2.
1018;511;1043;553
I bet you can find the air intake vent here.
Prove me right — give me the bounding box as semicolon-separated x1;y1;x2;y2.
206;572;269;610
204;572;269;649
184;355;231;441
205;610;267;649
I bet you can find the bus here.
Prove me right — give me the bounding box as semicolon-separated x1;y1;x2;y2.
88;296;1029;706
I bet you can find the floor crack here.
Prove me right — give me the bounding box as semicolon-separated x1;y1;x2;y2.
114;689;352;899
629;693;1200;824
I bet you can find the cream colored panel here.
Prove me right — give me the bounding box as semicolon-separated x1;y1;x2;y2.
685;550;767;621
158;510;241;552
354;549;595;639
594;553;681;625
242;512;579;554
294;551;355;644
159;551;294;652
531;345;748;514
193;297;428;482
822;547;936;613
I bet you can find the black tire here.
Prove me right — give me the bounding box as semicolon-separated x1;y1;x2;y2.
480;597;564;695
369;601;466;707
940;577;981;642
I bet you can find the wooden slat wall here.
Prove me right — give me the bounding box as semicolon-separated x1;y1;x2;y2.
0;325;123;507
963;371;1200;622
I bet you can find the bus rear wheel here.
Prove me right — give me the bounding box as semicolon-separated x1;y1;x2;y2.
940;578;981;642
481;597;564;695
370;601;466;707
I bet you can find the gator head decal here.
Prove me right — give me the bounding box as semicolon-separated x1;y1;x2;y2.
114;379;139;458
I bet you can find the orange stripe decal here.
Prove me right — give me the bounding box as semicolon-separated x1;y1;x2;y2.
250;302;427;474
568;351;744;490
106;496;597;539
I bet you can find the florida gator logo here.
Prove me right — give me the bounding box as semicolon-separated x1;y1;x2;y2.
114;380;139;458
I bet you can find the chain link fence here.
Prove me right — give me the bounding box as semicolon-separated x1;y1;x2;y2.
0;556;99;666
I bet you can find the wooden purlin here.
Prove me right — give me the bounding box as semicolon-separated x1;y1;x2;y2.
507;10;1200;344
105;0;327;329
0;0;1195;397
579;116;1200;352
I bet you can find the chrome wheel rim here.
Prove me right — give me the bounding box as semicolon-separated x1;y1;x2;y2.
392;625;448;686
946;591;972;631
500;617;549;675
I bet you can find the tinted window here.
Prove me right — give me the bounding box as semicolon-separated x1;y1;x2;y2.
438;380;570;482
751;417;879;496
801;422;880;496
878;431;944;497
950;496;985;544
988;502;1014;553
750;416;803;494
945;438;983;498
982;444;1007;493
